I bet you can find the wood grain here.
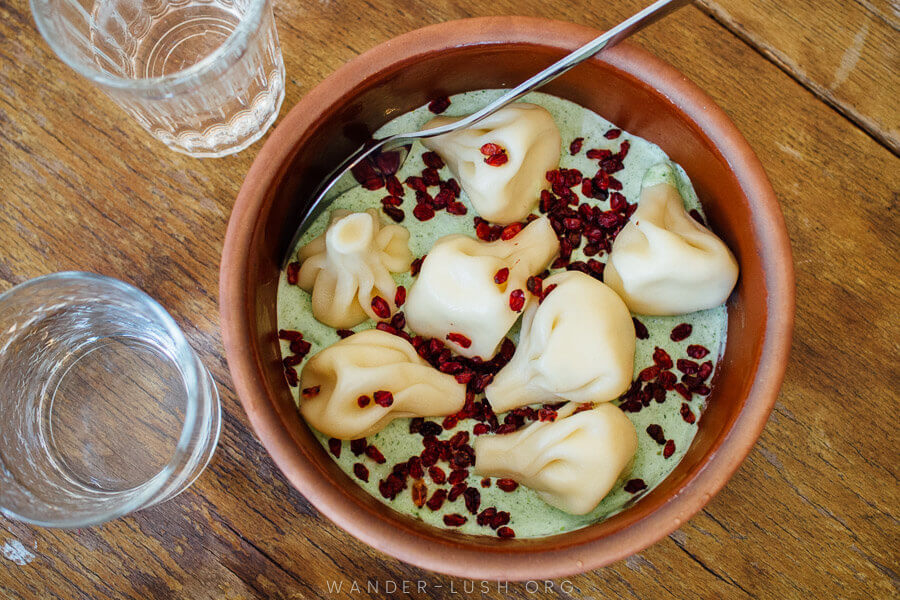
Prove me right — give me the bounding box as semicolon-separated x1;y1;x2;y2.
1;0;898;598
698;0;900;153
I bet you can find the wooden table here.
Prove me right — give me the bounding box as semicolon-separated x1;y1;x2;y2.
1;0;897;597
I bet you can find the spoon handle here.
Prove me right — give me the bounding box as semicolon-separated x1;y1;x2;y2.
400;0;692;142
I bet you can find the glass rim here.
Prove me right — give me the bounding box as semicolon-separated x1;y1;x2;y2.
29;0;268;93
0;271;214;528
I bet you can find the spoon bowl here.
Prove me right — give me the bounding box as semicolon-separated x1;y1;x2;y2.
280;0;691;267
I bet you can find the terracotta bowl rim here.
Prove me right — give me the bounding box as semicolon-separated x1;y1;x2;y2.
220;16;795;580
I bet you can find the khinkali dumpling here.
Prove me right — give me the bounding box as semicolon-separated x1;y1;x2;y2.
422;103;561;224
297;209;413;328
299;329;466;440
405;216;558;360
486;271;635;413
474;402;638;515
604;162;739;315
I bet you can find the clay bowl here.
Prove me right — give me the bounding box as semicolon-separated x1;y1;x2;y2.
220;16;794;579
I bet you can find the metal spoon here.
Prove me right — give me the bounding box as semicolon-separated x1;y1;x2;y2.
282;0;691;267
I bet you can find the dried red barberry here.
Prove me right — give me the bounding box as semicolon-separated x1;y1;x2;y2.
659;370;677;390
624;478;646;493
357;395;371;408
604;128;622;139
428;95;451;114
496;478;519;492
277;329;303;342
446;332;472;349
446;200;467;215
411;479;428;508
350;438;367;456
376;322;399;336
463;487;481;514
442;414;458;429
491;511;511;530
698;361;713;381
500;222;523;240
405;175;427;193
283;355;302;368
473;423;490;435
485;152;509;167
365;445;386;464
586;148;612;160
336;329;354;339
350;160;378;184
481;478;491;488
439;361;463;374
383;176;403;199
382;205;404;223
449;431;470;448
373;390;394;407
290;339;312;356
361;176;385;191
286;261;301;285
646;424;666;445
569;137;584;155
671;323;693;342
687;344;710;359
390;312;406;331
301;385;320;398
426;488;448;511
370;296;391;319
477;507;497;526
494;267;509;284
448;469;468;485
680;402;696;424
422;167;440;187
497;526;515;539
677;359;700;375
413;203;435;222
353;463;369;482
410;256;425;276
639;366;660;382
674;383;692;401
509;289;525;312
539;283;558;304
454;372;473;385
652;347;674;370
632;318;649;340
443;513;467;527
422;151;445;169
448;482;467;501
536;407;556;422
428;466;446;484
328;438;341;458
479;143;503;156
663;439;676;459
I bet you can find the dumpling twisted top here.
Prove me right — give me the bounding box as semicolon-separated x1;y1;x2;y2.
297;209;412;328
474;402;638;515
404;216;558;359
604;162;739;315
299;329;466;440
422;103;561;224
485;271;636;413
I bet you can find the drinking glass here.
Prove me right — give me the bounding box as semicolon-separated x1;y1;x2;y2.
31;0;285;157
0;272;221;527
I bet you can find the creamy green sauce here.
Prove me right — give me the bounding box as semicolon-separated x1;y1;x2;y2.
276;90;727;538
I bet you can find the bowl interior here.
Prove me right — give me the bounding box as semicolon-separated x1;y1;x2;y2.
224;18;789;579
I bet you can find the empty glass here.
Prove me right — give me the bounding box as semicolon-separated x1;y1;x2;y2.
31;0;285;157
0;272;221;527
